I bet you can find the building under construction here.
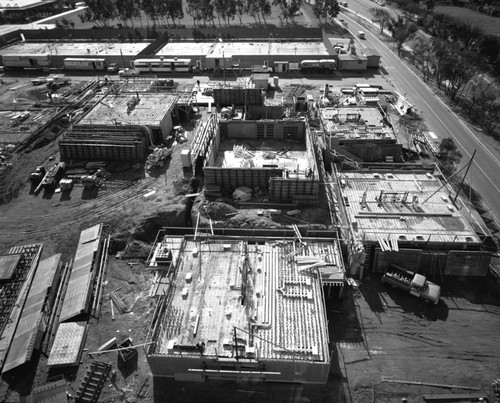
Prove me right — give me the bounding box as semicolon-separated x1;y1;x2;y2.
145;233;345;383
320;102;401;164
330;165;492;278
187;87;321;204
59;91;178;161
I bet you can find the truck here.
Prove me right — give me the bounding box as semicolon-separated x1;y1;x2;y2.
118;68;139;77
46;75;71;89
358;31;365;39
29;165;46;185
35;162;66;193
381;264;441;304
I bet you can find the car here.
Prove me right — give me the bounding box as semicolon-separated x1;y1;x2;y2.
31;77;47;85
107;63;119;73
118;68;139;77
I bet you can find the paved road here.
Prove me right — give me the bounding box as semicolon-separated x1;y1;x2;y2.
342;11;500;223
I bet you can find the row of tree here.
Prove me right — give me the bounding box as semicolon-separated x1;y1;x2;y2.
369;7;499;135
80;0;313;28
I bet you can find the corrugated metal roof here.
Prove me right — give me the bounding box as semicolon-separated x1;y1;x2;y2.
59;224;102;322
2;254;61;372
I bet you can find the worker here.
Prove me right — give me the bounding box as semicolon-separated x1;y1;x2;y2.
196;79;201;91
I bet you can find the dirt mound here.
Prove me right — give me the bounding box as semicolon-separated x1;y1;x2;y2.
123;239;151;259
172;177;198;195
200;201;238;221
227;213;281;229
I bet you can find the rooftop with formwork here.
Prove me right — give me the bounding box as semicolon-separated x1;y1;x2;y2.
146;235;335;383
339;170;482;245
320;106;394;140
1;41;149;56
215;139;314;179
78;92;178;128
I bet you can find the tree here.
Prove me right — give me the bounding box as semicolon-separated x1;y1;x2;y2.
166;0;184;26
312;0;327;22
438;137;462;175
324;0;340;22
370;8;391;34
234;0;247;25
437;45;477;102
412;35;434;81
388;16;417;56
81;0;116;27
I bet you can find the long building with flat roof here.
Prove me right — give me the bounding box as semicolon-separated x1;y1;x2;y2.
146;235;341;383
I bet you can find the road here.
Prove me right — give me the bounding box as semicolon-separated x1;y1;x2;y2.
342;10;500;223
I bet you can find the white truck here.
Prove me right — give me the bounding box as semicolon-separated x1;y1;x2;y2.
381;264;441;304
118;68;140;77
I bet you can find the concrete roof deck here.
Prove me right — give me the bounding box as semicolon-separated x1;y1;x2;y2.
340;171;481;244
155;237;330;363
79;93;177;127
214;138;313;179
321;107;394;140
1;41;149;56
159;41;330;59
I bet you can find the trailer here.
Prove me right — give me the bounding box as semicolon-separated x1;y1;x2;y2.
63;58;107;71
1;53;52;70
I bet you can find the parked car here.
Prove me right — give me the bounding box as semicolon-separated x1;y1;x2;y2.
118;68;139;77
31;77;47;85
107;63;119;73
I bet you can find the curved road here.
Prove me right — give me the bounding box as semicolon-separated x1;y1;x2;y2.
342;11;500;223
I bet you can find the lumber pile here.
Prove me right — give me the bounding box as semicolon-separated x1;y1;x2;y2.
108;290;127;315
377;234;399;252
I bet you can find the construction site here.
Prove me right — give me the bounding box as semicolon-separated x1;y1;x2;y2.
0;28;499;401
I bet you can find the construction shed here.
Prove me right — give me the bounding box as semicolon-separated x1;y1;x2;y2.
145;235;338;383
337;54;368;71
333;167;492;278
59;93;178;161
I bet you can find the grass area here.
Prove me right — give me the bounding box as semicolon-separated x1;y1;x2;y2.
434;6;500;36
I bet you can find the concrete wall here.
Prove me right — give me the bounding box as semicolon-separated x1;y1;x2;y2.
147;354;330;384
204;167;283;190
222;120;305;140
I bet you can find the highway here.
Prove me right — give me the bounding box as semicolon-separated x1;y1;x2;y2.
342;10;500;223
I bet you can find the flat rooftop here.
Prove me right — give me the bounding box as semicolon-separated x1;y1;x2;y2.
79;93;177;127
214;138;315;179
321;107;394;139
340;171;481;244
0;0;55;10
1;41;149;56
152;237;332;363
156;41;330;58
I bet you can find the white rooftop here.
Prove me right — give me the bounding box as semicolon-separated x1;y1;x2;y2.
157;41;329;59
1;41;149;56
